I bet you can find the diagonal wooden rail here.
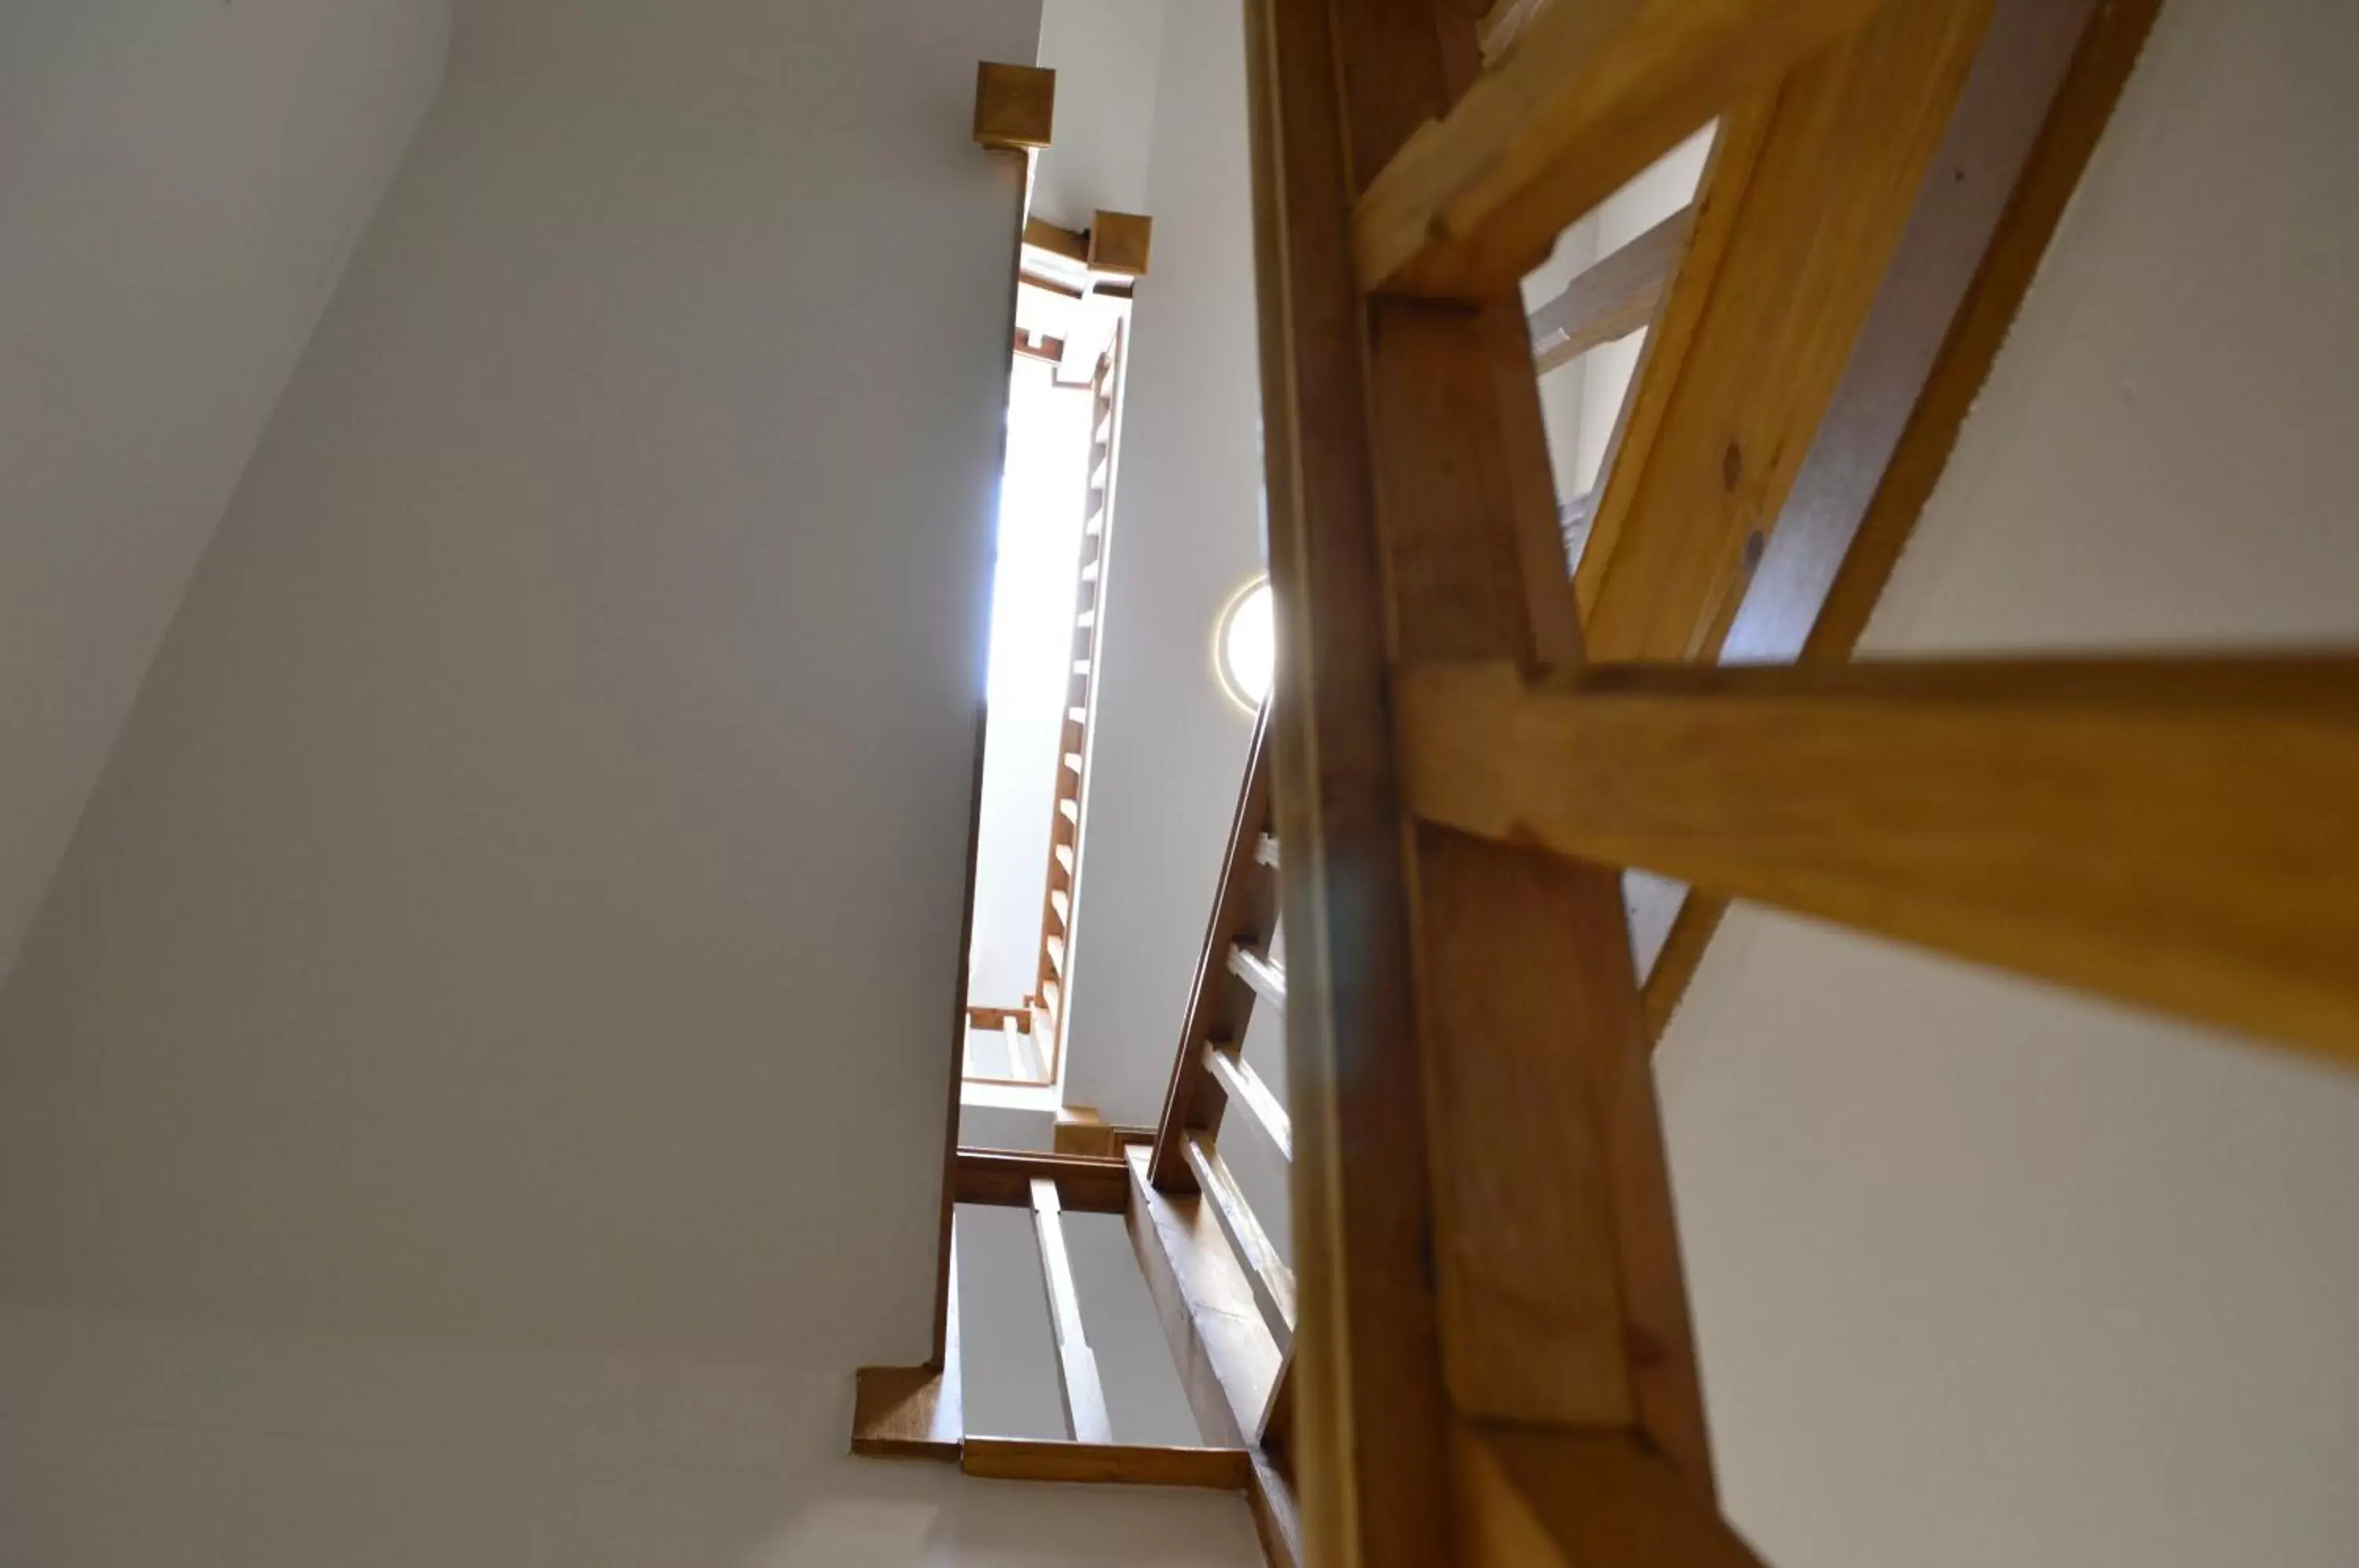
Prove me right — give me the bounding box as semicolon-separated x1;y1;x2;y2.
1403;657;2359;1066
867;10;2278;1568
1148;705;1281;1189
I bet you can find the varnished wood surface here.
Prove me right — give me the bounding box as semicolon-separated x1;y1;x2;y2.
961;1437;1250;1489
1575;0;1996;661
1641;0;2165;1043
955;1148;1130;1213
972;61;1055;151
1183;1132;1298;1350
1403;657;2359;1069
1243;0;1456;1551
1123;1147;1283;1449
1353;0;1889;297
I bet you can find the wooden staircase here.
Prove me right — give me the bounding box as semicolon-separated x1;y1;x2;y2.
856;3;2359;1566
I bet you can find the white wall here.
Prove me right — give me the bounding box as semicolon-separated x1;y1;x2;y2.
0;0;1031;1365
0;0;1268;1559
1062;0;1263;1126
1664;2;2359;1562
0;1304;1261;1568
0;0;452;988
1032;0;1169;233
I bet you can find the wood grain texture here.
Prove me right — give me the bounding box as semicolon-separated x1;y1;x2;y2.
1638;0;2131;1040
1244;0;1456;1551
1353;0;1890;298
1088;209;1155;277
1453;1425;1768;1568
852;1234;963;1459
1183;1132;1298;1351
1360;258;1709;1474
1528;205;1689;375
973;61;1055;150
960;1437;1251;1489
1575;0;1994;661
1246;0;1739;1545
1408;827;1633;1429
1122;1147;1284;1450
1024;215;1089;263
1031;1179;1113;1445
955;1149;1130;1213
1403;657;2359;1069
851;1364;960;1460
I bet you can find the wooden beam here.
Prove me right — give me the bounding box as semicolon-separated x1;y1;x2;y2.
1247;1451;1305;1568
1640;0;2164;1041
1122;1147;1283;1448
1147;706;1278;1188
1088;210;1155;278
1258;1349;1295;1453
1527;205;1688;375
1352;0;1890;299
955;1148;1129;1213
1203;1044;1291;1163
1359;232;1710;1482
851;1232;963;1459
1573;0;1996;659
1182;1132;1297;1351
1024;215;1090;263
1030;1178;1113;1445
1453;1425;1767;1568
973;61;1055;151
1401;657;2359;1069
1227;945;1286;1010
961;1437;1251;1489
1246;0;1540;1555
1247;0;1727;1557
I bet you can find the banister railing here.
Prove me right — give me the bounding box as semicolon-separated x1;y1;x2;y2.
852;9;2299;1568
1146;704;1279;1189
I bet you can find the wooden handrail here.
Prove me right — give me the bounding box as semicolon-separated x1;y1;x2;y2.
1527;204;1688;375
1353;0;1890;298
1146;704;1279;1189
1203;1044;1290;1162
1571;3;1993;655
1183;1133;1298;1352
